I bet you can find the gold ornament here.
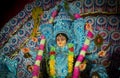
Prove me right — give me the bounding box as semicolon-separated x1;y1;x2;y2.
31;7;43;37
94;34;103;47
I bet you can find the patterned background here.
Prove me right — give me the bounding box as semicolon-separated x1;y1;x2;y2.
0;0;120;78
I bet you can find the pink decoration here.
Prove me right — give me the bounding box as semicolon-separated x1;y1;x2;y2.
41;35;45;39
87;31;94;39
32;65;39;76
72;67;80;78
32;35;46;78
52;10;58;18
82;44;89;51
33;71;39;76
33;65;39;71
36;55;42;60
39;44;45;50
74;14;81;19
77;55;84;62
73;31;93;78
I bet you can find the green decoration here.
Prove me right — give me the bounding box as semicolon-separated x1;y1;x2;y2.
94;34;103;47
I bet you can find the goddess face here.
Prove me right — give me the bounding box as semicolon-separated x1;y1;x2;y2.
56;33;68;47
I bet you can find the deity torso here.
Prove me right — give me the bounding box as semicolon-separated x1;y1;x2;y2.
55;45;69;77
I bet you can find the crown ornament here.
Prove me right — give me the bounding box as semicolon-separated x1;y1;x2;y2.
53;5;73;42
40;1;74;42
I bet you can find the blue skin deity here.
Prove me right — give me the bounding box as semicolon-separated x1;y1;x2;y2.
55;45;69;78
55;33;69;78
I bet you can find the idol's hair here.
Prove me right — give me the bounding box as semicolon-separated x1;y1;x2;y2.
56;33;68;42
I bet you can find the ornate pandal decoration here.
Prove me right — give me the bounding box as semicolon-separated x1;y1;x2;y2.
48;8;94;78
32;35;46;78
31;7;43;37
48;5;75;77
94;34;103;48
72;30;93;78
39;1;95;77
72;14;94;78
24;9;45;77
10;7;43;59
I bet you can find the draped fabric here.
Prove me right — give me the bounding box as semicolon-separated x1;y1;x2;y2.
55;45;68;77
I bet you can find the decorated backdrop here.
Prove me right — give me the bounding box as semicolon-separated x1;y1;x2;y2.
0;0;120;78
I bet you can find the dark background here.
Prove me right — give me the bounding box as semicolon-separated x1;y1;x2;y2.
0;0;34;30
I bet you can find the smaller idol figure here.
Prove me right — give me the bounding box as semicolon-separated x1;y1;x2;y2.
49;33;74;78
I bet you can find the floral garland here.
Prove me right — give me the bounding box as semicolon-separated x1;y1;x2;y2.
48;10;58;24
72;31;94;78
32;35;46;78
68;43;74;74
49;46;56;77
72;36;91;78
49;43;74;77
72;14;94;78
